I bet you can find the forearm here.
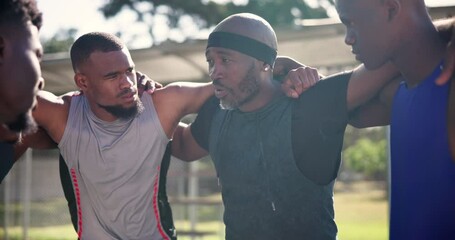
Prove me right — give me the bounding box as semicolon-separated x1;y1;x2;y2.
348;98;391;128
348;74;400;128
347;63;400;111
13;127;57;161
165;82;214;115
171;122;208;161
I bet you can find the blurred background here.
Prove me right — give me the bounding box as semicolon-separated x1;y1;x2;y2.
1;0;454;239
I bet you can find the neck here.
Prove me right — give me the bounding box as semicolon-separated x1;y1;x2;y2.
392;19;445;87
86;97;119;122
238;77;282;112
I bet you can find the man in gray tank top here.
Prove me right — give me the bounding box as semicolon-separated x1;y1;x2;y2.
30;32;214;239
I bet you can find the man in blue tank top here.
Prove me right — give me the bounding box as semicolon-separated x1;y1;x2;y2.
334;0;455;239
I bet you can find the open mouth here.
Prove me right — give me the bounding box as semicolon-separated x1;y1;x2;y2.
214;87;228;99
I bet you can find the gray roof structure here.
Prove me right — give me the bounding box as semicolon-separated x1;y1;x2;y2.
40;5;455;94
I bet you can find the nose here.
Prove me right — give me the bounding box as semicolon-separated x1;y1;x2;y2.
209;62;223;81
120;73;134;89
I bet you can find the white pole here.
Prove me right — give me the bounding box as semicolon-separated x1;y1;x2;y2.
22;149;32;240
188;161;199;240
3;166;11;240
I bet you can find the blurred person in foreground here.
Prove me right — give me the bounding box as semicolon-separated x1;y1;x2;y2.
0;0;44;181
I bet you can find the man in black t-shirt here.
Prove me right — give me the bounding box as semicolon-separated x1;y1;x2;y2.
171;13;399;239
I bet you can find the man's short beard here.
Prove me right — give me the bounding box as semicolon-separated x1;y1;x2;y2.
7;111;38;135
219;63;259;110
98;99;144;120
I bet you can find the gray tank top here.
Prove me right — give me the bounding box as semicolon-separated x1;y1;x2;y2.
59;94;172;240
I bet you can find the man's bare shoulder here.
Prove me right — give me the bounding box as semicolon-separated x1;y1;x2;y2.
149;84;188;104
34;91;81;143
35;90;83;120
38;90;81;106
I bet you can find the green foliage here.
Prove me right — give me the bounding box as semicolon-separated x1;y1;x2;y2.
102;0;329;26
343;137;388;180
42;28;77;54
100;0;330;44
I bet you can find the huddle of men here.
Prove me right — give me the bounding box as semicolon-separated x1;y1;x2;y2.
1;0;455;239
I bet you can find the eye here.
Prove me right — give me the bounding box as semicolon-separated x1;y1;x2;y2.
126;68;135;75
206;59;214;67
222;57;231;63
105;73;118;80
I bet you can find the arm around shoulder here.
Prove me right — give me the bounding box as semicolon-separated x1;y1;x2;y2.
172;122;208;161
152;82;214;137
163;82;214;115
14;127;57;161
33;90;72;143
348;75;401;128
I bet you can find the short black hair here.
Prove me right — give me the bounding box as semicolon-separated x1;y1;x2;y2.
70;32;125;73
0;0;43;30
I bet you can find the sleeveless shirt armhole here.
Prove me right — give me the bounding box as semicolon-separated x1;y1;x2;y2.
143;93;170;142
292;71;352;185
58;95;80;155
190;96;219;151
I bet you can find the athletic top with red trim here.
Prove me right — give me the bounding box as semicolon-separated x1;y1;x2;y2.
191;72;351;239
58;93;176;240
390;62;455;240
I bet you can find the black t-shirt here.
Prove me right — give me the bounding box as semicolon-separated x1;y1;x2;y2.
191;71;352;185
0;142;15;183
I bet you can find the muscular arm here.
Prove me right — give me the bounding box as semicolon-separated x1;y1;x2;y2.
14;127;57;160
152;82;214;138
33;91;72;144
172;122;208;161
13;91;72;160
171;96;219;161
345;63;401;127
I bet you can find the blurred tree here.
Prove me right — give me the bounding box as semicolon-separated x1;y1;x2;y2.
42;28;78;54
343;137;388;181
100;0;332;44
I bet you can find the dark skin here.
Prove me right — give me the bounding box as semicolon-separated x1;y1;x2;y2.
10;72;159;161
284;15;455;159
10;56;319;161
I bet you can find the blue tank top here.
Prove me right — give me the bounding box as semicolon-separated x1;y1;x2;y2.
390;62;455;239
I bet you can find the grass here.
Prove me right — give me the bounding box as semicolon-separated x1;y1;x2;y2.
334;181;388;240
0;225;77;240
0;181;387;240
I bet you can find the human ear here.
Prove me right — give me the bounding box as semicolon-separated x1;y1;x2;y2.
74;73;88;91
384;0;401;22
